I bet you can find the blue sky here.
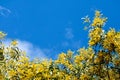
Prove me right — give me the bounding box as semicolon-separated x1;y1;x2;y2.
0;0;120;60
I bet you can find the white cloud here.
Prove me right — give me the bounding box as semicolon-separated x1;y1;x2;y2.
62;40;81;49
3;39;47;60
0;6;11;17
63;28;81;49
65;28;74;39
17;40;47;60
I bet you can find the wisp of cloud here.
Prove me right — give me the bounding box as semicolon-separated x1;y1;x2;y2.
0;6;11;17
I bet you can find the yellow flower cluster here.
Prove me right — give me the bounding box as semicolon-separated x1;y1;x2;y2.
92;10;107;27
103;28;120;53
89;27;103;46
88;11;107;46
11;40;18;46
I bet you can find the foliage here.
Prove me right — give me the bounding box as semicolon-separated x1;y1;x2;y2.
0;10;120;80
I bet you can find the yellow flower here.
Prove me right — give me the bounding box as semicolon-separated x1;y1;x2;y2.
107;28;115;38
91;10;107;27
74;55;84;63
58;52;66;61
88;66;94;73
26;69;34;78
89;27;102;46
95;10;101;17
114;59;120;66
36;64;44;73
65;75;71;80
92;17;104;27
0;31;7;39
34;77;42;80
8;70;16;78
11;40;18;46
80;73;89;79
67;50;73;58
103;28;116;51
89;40;95;46
94;57;100;64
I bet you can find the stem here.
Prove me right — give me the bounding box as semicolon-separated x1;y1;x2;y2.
107;65;110;80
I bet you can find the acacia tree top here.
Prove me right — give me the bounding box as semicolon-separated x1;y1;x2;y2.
0;10;120;80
